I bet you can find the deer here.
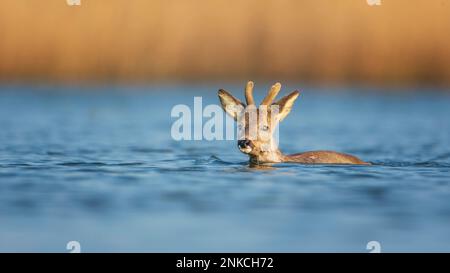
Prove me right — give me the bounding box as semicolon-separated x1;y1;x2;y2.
218;81;369;165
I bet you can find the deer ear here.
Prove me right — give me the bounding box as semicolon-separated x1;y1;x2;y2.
218;89;245;121
272;90;300;122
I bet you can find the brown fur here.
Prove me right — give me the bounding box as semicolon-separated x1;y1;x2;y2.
285;151;369;165
218;81;369;165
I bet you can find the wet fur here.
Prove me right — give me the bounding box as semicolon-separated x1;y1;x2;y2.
285;151;369;165
219;82;369;165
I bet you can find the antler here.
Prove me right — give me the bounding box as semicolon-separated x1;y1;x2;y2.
261;82;281;105
244;81;255;105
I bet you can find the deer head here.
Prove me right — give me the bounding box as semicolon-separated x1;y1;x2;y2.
218;81;300;163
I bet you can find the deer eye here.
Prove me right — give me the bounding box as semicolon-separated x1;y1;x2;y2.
262;125;269;131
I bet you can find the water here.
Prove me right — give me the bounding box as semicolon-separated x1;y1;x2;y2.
0;84;449;252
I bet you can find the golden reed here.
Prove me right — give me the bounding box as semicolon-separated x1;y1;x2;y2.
0;0;449;85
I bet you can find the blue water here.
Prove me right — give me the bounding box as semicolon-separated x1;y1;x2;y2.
0;84;449;252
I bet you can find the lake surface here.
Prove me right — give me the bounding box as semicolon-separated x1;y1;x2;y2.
0;84;449;252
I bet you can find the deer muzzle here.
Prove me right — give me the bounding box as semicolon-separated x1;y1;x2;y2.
238;139;254;153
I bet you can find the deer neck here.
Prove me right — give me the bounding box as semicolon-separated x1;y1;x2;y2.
248;141;286;164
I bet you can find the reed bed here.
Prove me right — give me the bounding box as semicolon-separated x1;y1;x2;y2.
0;0;449;85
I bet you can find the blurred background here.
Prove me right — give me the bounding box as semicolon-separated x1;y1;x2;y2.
2;1;450;252
1;0;450;86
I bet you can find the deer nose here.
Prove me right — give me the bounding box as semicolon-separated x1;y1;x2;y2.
238;139;252;148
